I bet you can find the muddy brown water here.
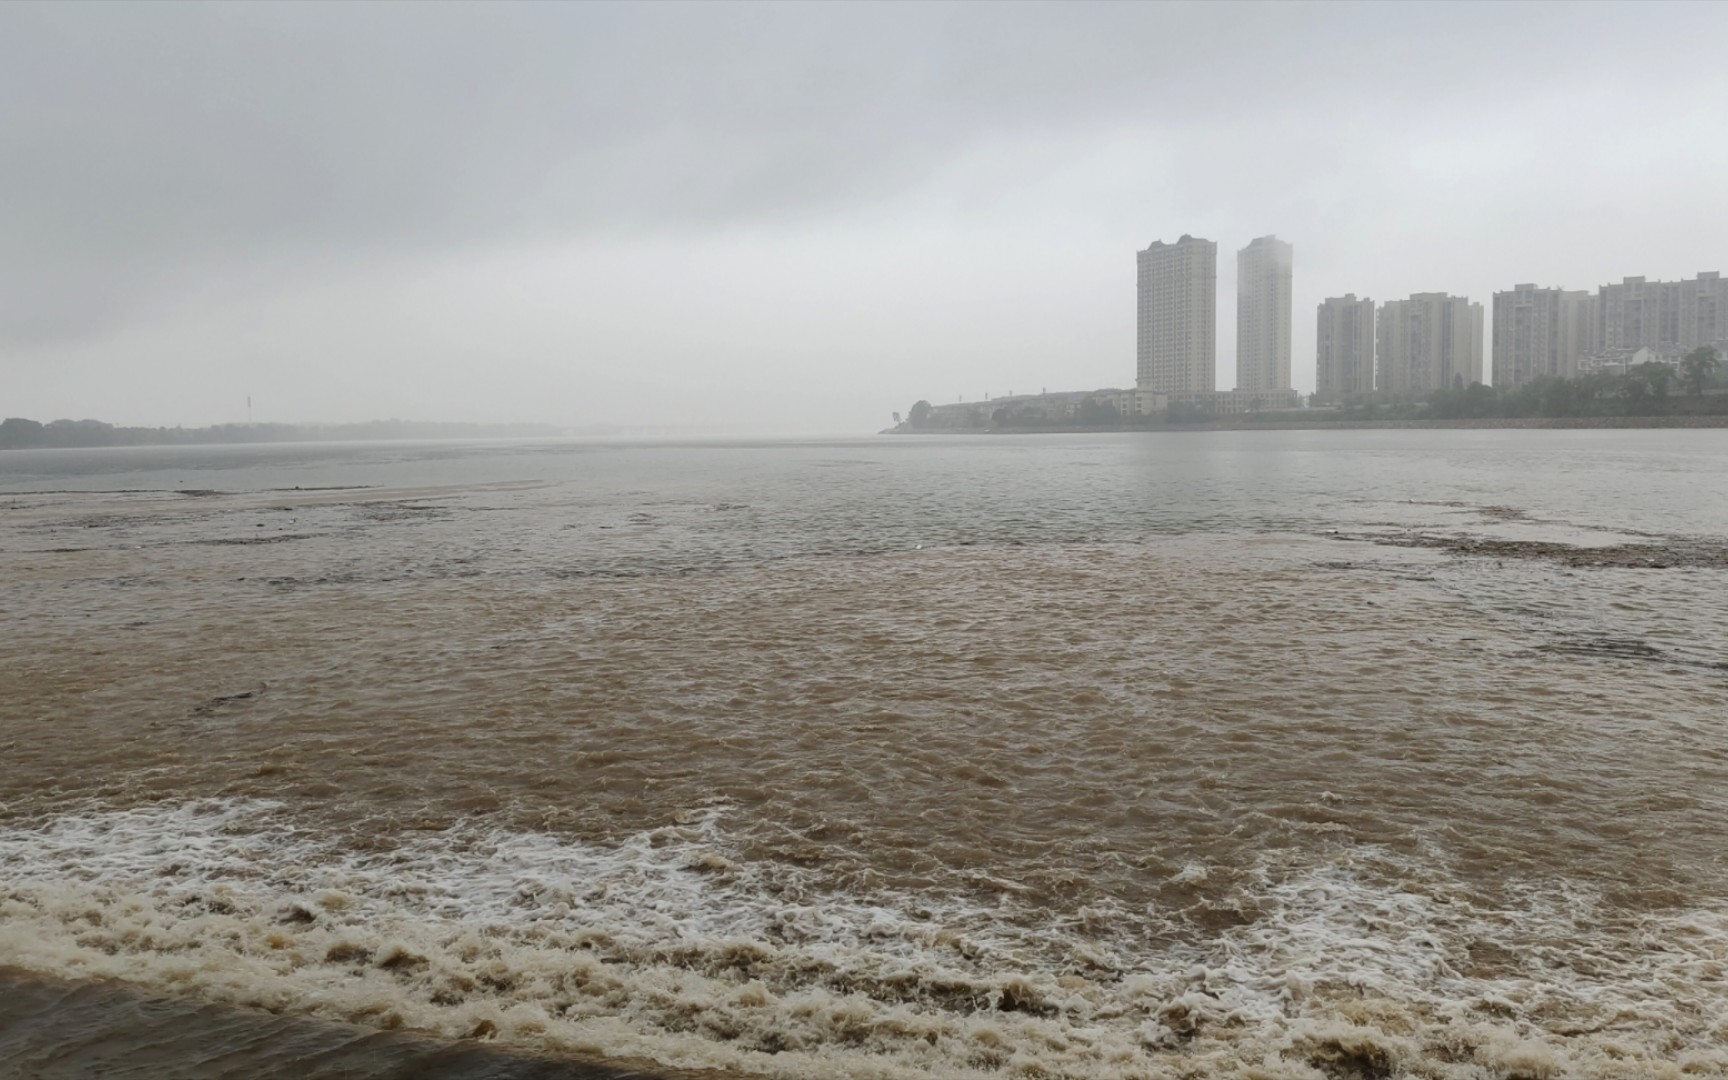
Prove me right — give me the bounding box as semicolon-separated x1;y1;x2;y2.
2;432;1726;1078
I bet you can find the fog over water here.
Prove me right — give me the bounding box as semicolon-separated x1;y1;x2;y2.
5;4;1728;1078
3;2;1728;430
2;432;1727;1077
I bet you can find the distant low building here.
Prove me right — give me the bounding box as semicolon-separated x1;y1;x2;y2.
1579;345;1665;379
1170;388;1301;414
920;388;1146;428
912;383;1195;425
1107;388;1170;418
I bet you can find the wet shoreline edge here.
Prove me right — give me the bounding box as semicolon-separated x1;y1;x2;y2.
0;966;749;1080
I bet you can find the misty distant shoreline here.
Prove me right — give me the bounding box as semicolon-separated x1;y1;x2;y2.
888;415;1728;435
0;418;606;451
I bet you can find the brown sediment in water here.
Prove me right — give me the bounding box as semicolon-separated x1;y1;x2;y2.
1339;532;1728;569
3;474;1728;1078
0;967;743;1080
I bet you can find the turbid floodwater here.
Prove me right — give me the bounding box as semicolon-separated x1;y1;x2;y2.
1;430;1725;1079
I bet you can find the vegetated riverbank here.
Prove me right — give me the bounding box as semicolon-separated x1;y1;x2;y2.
885;414;1728;434
0;417;582;450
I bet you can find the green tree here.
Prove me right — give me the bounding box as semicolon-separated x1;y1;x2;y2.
908;400;933;428
0;417;45;449
1464;381;1499;417
1076;397;1120;425
1638;361;1672;404
1501;379;1545;418
1538;376;1580;418
1576;371;1619;415
1427;381;1500;419
1616;371;1648;414
1163;401;1212;424
1622;362;1672;415
43;418;118;446
1680;346;1721;396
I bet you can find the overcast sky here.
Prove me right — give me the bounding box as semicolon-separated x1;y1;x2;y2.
3;1;1726;432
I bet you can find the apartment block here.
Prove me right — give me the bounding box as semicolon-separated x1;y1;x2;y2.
1136;235;1217;394
1236;235;1293;392
1378;293;1484;394
1591;272;1728;362
1315;294;1375;403
1492;285;1589;388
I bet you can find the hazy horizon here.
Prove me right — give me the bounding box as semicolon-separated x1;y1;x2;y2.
5;1;1727;433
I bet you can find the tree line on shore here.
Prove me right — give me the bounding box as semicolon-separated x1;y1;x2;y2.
1359;346;1723;421
903;346;1724;429
0;417;567;450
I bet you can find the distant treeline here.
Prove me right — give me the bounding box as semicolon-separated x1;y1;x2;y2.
1348;349;1726;422
0;417;570;450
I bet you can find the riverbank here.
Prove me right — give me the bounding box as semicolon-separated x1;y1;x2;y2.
885;414;1728;434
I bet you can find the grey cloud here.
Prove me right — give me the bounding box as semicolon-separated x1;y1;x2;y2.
2;0;1725;425
7;3;1697;255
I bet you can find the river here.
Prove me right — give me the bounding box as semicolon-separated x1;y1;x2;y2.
2;430;1725;1078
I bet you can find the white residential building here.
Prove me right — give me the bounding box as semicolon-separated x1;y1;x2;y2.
1136;235;1217;394
1236;235;1293;391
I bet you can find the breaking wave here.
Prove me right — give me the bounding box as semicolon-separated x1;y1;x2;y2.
4;800;1726;1078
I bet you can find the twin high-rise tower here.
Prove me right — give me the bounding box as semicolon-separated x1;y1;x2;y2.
1135;235;1217;394
1236;235;1294;392
1135;234;1293;395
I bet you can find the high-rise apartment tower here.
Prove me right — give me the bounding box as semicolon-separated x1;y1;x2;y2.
1378;293;1484;394
1316;295;1375;403
1492;285;1589;388
1136;235;1217;394
1236;235;1293;391
1590;272;1728;362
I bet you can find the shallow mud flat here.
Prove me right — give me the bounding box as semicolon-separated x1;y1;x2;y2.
1345;530;1728;571
3;435;1728;1078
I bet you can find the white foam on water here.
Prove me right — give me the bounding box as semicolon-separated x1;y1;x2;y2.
2;800;1726;1078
